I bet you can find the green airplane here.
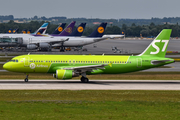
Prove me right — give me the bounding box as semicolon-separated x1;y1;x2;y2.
3;29;174;83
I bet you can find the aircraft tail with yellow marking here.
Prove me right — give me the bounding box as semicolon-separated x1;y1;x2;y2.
88;23;107;37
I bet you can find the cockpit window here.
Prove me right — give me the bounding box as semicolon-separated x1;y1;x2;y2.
10;59;18;62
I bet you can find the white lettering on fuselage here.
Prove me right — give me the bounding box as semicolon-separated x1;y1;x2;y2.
29;63;48;69
36;65;48;68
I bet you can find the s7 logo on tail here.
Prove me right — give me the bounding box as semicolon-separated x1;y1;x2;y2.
150;40;169;54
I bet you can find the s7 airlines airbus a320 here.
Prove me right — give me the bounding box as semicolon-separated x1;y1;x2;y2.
3;29;174;83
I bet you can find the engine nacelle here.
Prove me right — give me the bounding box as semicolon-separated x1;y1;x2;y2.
54;69;79;80
27;44;38;50
39;43;50;49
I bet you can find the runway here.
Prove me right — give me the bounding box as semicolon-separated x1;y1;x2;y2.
0;80;180;90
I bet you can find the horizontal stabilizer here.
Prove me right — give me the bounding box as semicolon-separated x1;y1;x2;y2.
102;35;124;39
151;60;173;65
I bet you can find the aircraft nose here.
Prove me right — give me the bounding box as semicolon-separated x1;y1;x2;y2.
3;63;11;70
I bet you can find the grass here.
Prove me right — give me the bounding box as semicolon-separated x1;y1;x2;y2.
0;90;180;120
0;71;180;80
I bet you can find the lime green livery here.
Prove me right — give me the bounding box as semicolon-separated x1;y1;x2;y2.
3;29;174;82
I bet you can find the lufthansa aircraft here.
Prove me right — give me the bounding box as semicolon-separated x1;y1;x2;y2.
3;29;174;83
0;22;109;51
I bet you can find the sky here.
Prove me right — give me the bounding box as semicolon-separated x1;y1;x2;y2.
0;0;180;19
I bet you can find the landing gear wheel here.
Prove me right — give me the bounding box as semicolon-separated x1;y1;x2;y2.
60;49;65;52
24;74;29;82
81;77;89;83
24;78;28;82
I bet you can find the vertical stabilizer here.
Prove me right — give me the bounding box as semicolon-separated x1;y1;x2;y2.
52;23;66;35
68;23;86;36
59;21;76;36
88;23;107;37
33;23;48;35
138;29;172;57
13;28;19;33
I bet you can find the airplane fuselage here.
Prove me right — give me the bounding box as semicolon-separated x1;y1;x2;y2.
3;54;174;75
0;34;104;47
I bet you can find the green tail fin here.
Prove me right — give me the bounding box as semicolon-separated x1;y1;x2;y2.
139;29;172;57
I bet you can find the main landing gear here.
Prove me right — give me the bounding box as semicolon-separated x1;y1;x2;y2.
81;76;89;83
60;42;65;52
80;73;89;83
24;74;29;82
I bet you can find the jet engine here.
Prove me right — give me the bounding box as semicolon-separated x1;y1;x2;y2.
39;43;50;49
53;69;79;80
27;44;38;50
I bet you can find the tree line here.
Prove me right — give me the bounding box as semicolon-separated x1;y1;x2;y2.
0;20;179;37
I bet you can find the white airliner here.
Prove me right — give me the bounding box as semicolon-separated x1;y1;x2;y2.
0;22;124;51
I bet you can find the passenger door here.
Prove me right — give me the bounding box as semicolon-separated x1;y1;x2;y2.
137;58;142;67
24;56;29;67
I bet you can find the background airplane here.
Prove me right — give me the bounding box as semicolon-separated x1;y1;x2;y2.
0;22;123;52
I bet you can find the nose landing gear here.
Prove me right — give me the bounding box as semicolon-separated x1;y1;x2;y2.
24;74;29;82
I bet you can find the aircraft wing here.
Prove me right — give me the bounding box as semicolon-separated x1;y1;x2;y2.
63;64;108;73
30;38;69;45
93;35;124;42
48;38;69;44
102;35;124;39
93;37;109;42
